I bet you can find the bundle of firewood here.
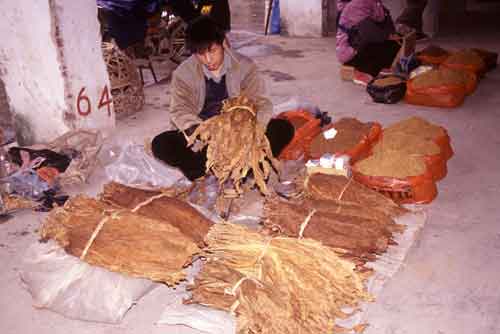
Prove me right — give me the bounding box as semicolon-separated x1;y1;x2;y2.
188;96;278;195
186;223;372;334
40;195;201;285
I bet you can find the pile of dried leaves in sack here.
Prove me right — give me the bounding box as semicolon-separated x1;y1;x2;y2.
355;117;443;178
186;223;373;334
263;174;406;264
40;194;204;285
188;96;279;195
310;118;374;157
410;67;473;90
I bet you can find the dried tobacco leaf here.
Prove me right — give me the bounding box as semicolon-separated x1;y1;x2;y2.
40;195;200;285
188;96;279;195
187;223;372;334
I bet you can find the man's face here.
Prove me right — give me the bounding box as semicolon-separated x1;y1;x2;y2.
196;43;224;72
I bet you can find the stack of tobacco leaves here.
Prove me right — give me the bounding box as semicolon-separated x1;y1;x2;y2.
355;117;444;178
186;223;373;334
305;174;408;218
310;117;374;158
40;195;200;285
263;195;404;264
188;96;279;195
100;182;212;246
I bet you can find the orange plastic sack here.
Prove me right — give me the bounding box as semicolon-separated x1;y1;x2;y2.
424;153;447;181
441;49;486;77
276;110;322;161
471;48;498;72
405;83;466;108
435;130;453;161
352;168;437;204
417;45;450;65
405;69;467;108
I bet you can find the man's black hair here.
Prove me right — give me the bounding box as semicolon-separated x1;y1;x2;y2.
185;15;225;54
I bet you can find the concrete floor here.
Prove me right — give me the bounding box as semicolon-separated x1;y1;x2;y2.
1;2;500;334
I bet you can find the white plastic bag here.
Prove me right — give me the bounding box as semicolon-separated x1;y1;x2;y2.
104;144;190;188
157;291;236;334
20;241;157;323
272;96;320;117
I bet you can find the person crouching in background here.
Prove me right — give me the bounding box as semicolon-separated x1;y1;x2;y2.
336;0;401;85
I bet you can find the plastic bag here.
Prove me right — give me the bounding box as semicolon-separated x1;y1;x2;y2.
105;144;190;188
20;241;156;324
33;130;103;186
366;75;407;104
157;291;236;334
1;168;51;200
273;96;320;117
404;69;468;108
187;175;219;211
416;45;450;65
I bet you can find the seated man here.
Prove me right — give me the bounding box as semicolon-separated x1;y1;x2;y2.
336;0;401;84
152;16;294;181
97;0;163;49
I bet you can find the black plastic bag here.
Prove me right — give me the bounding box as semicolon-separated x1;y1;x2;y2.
366;75;407;104
8;147;72;173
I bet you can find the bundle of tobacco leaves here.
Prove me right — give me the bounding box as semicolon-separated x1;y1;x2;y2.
100;182;212;246
305;174;408;218
263;195;404;264
186;223;372;334
40;195;200;285
188;96;279;195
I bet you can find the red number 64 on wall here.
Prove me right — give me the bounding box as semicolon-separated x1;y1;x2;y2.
77;86;113;117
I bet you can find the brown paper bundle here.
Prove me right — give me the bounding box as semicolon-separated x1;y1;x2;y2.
186;223;372;334
305;174;408;218
263;196;403;263
100;182;212;246
188;96;279;195
40;195;200;285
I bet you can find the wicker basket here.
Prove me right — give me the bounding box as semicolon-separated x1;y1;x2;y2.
102;42;145;118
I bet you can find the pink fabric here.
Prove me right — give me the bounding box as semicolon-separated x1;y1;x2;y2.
336;0;387;63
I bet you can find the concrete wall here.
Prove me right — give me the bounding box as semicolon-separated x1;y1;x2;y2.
0;0;68;144
0;80;13;132
280;0;323;37
0;0;114;145
51;0;115;133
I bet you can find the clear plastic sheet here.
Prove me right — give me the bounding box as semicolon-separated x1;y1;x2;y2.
20;241;157;324
1;168;51;201
187;175;219;211
104;144;191;189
